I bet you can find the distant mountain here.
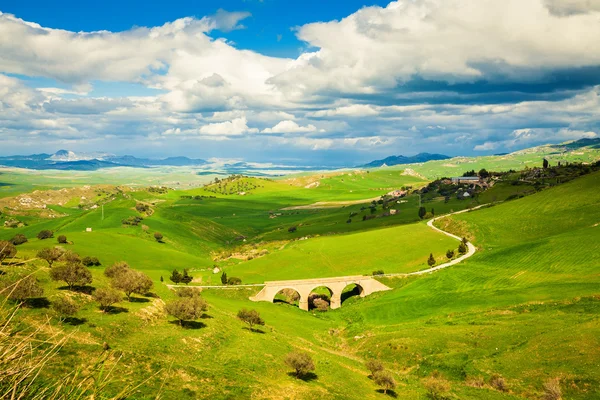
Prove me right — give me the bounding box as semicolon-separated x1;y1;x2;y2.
0;150;207;170
362;153;450;168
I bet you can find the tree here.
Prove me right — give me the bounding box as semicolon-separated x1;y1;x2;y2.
82;256;101;266
170;269;183;285
111;269;153;301
1;274;44;302
427;253;436;267
431;208;435;216
0;241;17;263
104;261;130;278
165;295;208;326
37;230;54;240
284;352;315;379
288;226;297;233
237;309;265;330
418;206;427;219
93;287;122;312
160;276;164;282
57;235;68;244
51;296;79;322
227;277;242;285
543;158;549;169
365;360;384;376
373;370;396;394
220;271;228;285
478;168;490;178
50;262;93;290
181;269;193;285
446;249;455;260
10;234;28;246
37;247;63;267
154;232;163;242
458;242;467;255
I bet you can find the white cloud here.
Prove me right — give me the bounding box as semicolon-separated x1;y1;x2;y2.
199;117;258;136
262;120;318;134
311;104;379;118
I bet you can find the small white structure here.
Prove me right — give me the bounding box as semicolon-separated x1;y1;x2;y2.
213;267;220;274
390;209;398;215
86;227;93;232
463;192;471;198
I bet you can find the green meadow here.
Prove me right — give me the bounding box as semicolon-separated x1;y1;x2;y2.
1;146;600;399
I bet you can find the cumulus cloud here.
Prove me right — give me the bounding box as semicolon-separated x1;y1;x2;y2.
310;104;379;118
199;117;258;136
262;120;318;134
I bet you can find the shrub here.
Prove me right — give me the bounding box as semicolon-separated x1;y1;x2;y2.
121;216;143;226
175;287;202;298
93;287;122;312
181;269;193;285
227;277;242;285
458;242;467;255
427;253;436;267
424;376;451;399
37;230;54;240
237;309;265;330
154;232;163;242
312;298;329;312
288;226;297;233
50;263;93;290
284;352;315;378
37;247;64;267
424;212;434;219
104;261;130;278
51;296;79;322
446;249;455;259
543;378;562;400
418;206;427;219
489;374;507;392
220;271;228;285
1;274;44;302
10;234;27;246
0;241;17;263
165;295;208;326
57;235;68;244
82;256;101;266
372;270;385;276
170;269;182;285
365;359;384;376
373;370;396;395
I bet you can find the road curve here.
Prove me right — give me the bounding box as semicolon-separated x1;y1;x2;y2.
379;205;484;278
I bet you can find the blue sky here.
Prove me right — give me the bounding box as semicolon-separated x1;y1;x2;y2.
0;0;599;165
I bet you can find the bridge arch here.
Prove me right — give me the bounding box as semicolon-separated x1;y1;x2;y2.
273;287;301;307
341;282;365;304
307;285;333;311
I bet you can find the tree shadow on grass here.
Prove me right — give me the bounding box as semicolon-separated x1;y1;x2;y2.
127;297;151;303
200;313;213;319
287;372;318;382
242;327;266;334
169;320;206;329
23;297;51;309
375;389;398;398
102;306;128;314
57;286;95;295
63;317;87;326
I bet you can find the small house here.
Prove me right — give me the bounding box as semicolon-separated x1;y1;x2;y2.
85;227;92;232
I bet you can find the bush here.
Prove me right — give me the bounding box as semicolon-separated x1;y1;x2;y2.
284;352;315;378
82;256;101;266
37;230;54;240
0;274;44;302
458;242;467;255
446;249;455;259
51;296;79;322
427;253;436;267
93;287;122;312
372;270;385;276
0;241;17;263
165;295;208;326
288;226;297;233
10;234;27;246
543;378;562;400
373;370;396;395
57;235;68;244
170;269;182;284
237;309;265;330
365;359;384;376
312;298;329;312
424;376;451;399
489;374;507;392
227;277;242;285
153;232;164;242
175;287;202;298
104;261;130;278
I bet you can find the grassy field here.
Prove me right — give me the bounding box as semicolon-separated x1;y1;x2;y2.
1;151;600;399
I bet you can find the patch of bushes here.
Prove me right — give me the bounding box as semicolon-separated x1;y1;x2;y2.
37;230;54;240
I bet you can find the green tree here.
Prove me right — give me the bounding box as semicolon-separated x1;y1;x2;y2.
154;232;163;242
446;249;455;259
427;253;436;267
57;235;68;244
170;269;183;285
284;352;315;379
365;359;384;376
165;295;208;326
237;309;265;331
37;230;54;240
478;168;490;178
111;269;153;301
181;269;193;285
543;158;549;169
0;241;17;263
104;261;129;278
373;370;396;395
10;234;28;246
93;287;122;312
220;271;228;285
418;206;427;219
1;274;44;303
458;241;467;255
51;296;79;322
49;262;93;290
37;247;64;267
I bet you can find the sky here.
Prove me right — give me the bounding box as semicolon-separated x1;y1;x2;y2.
0;0;599;166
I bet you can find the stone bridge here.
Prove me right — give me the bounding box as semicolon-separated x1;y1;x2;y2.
250;275;391;311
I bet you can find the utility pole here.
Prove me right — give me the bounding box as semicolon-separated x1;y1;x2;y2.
102;204;104;221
